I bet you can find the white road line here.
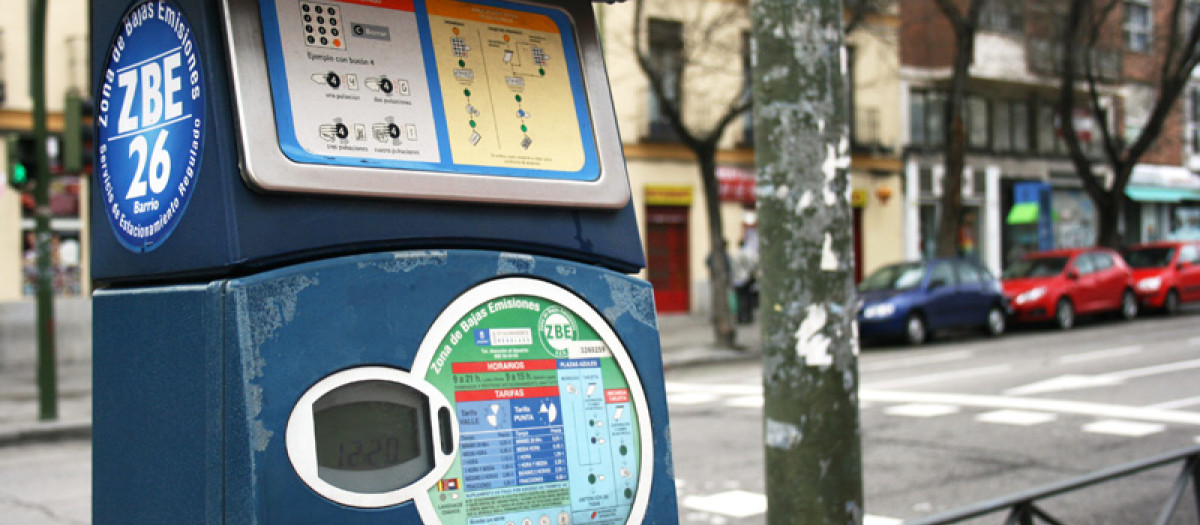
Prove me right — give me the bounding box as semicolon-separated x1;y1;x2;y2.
866;364;1013;390
861;389;1200;426
1147;396;1200;410
666;382;760;396
1006;357;1200;395
1057;345;1142;365
681;490;766;518
668;392;722;406
884;403;960;418
1082;420;1165;437
725;396;764;408
681;488;900;524
861;350;974;373
1109;358;1200;381
975;409;1057;426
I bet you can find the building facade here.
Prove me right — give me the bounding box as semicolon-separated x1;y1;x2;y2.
598;0;906;313
0;0;91;302
899;0;1200;277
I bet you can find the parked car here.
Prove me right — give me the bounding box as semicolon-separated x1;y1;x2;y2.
1121;241;1200;315
1002;248;1137;330
857;258;1008;345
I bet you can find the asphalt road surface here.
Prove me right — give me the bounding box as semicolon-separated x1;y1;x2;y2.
669;310;1200;524
3;310;1199;524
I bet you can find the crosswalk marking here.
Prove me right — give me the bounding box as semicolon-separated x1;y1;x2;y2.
725;396;763;408
1082;419;1165;437
884;403;959;418
975;409;1057;426
680;488;901;523
681;490;765;518
669;392;722;405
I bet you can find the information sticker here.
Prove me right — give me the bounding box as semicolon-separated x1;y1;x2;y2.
415;279;650;525
97;0;205;252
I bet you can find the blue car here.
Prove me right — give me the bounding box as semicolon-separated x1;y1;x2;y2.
857;259;1009;345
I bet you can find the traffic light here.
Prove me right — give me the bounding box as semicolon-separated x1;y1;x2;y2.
6;134;38;193
64;92;94;174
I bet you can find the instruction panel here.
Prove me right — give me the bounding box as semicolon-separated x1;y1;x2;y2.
422;295;641;525
260;0;595;179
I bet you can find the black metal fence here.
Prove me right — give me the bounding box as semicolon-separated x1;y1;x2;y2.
904;445;1200;525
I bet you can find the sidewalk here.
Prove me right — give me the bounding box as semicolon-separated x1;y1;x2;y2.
0;313;760;446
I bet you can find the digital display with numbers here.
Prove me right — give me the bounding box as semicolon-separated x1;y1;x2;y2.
314;401;421;472
308;380;434;494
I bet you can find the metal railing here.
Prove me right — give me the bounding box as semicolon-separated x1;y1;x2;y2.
904;445;1200;525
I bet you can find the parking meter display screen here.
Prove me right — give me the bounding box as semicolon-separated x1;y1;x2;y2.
311;380;434;493
422;294;642;525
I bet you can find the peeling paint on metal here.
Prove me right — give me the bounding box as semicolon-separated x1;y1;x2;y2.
765;417;802;450
820;233;838;272
358;251;447;273
555;265;578;277
497;253;537;274
795;304;833;367
601;275;656;328
798;190;814;210
234;274;319;453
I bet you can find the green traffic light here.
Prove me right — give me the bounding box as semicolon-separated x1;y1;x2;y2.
12;163;28;186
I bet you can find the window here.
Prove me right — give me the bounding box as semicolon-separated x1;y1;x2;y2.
646;18;684;141
1037;103;1057;153
742;31;753;145
927;91;946;146
910;91;927;145
1012;100;1030;152
980;0;1025;33
993;100;1012;152
1182;245;1200;263
967;96;989;149
1073;253;1096;275
909;89;947;146
929;262;957;288
1190;86;1200;154
1124;0;1152;52
956;261;984;284
1092;252;1114;271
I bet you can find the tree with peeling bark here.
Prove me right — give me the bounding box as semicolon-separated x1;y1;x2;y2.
1056;0;1200;248
927;0;986;258
630;0;751;348
752;0;863;521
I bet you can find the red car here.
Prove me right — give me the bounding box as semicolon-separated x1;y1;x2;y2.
1122;241;1200;315
1001;248;1138;329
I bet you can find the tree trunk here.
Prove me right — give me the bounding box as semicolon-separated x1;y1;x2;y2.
698;144;737;348
935;117;967;257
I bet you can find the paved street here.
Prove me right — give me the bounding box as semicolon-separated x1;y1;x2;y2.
670;311;1200;524
3;311;1200;523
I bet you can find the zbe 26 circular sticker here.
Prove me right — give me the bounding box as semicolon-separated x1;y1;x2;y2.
97;0;204;252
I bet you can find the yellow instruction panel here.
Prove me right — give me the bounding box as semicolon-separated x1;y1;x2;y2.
427;0;586;172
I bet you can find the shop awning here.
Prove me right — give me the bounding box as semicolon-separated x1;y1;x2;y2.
1006;202;1039;225
1125;185;1200;203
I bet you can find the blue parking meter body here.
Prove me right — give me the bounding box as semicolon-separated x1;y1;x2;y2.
89;1;679;524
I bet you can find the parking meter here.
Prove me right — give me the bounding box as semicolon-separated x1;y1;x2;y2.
89;1;678;524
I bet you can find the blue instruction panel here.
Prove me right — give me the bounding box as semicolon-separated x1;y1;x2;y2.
257;0;599;180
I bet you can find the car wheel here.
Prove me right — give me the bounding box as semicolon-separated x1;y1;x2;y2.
1055;298;1075;330
905;313;928;345
1164;290;1181;316
984;305;1006;336
1119;290;1138;320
